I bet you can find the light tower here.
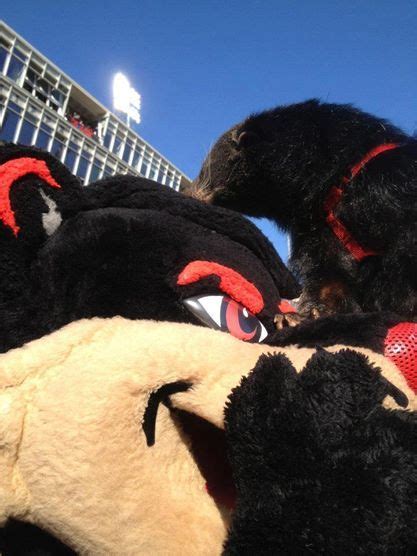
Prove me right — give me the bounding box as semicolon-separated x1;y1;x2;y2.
112;72;141;128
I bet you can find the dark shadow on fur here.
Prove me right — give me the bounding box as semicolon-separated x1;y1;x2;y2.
0;520;75;556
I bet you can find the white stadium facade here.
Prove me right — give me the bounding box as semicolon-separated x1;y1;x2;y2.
0;20;190;189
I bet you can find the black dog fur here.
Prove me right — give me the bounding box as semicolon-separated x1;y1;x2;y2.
192;99;417;319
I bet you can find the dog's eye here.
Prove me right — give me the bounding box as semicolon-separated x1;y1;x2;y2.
183;295;268;343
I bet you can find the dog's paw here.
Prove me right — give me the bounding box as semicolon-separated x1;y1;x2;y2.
274;312;303;329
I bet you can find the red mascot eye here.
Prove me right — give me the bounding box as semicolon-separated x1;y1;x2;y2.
183;295;268;343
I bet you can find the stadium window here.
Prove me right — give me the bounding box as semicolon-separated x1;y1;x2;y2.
36;129;51;150
18;118;37;146
27;104;41;120
6;99;22;113
37;78;49;94
0;46;9;74
65;141;79;172
36;121;54;150
35;91;47;104
0;109;20;142
7;55;25;83
35;77;51;104
50;88;65;112
76;147;92;182
122;139;133;164
7;47;27;83
113;134;123;157
45;69;57;88
51;138;65;160
103;131;113;149
23;68;37;94
65;149;76;171
89;161;102;182
13;48;28;62
103;164;115;178
149;163;158;181
139;160;149;177
76;155;90;182
157;168;165;184
132;148;142;169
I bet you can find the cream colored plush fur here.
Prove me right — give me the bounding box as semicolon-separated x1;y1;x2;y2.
0;317;415;555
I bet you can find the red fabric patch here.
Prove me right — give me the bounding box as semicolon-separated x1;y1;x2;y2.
384;322;417;394
278;299;297;314
0;157;61;236
177;261;264;314
324;143;400;262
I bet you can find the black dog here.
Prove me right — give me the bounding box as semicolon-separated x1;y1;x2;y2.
191;100;417;319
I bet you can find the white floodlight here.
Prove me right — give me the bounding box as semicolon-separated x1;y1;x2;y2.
113;72;131;113
112;72;141;126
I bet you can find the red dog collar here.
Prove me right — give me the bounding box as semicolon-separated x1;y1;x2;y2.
324;143;400;262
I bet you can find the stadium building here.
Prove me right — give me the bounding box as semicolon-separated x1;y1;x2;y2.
0;20;190;189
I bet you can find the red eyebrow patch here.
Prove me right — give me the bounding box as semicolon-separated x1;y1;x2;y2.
177;260;264;314
0;157;61;236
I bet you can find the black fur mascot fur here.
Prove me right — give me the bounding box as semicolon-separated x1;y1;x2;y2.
0;143;416;555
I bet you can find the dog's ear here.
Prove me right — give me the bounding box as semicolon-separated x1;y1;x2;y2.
0;143;83;249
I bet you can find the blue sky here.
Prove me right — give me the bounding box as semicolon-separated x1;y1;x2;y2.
3;1;416;259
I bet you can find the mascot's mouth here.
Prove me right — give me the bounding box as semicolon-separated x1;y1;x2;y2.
142;381;236;511
172;408;236;511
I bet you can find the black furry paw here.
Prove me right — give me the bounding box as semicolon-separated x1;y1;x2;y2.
224;349;417;555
